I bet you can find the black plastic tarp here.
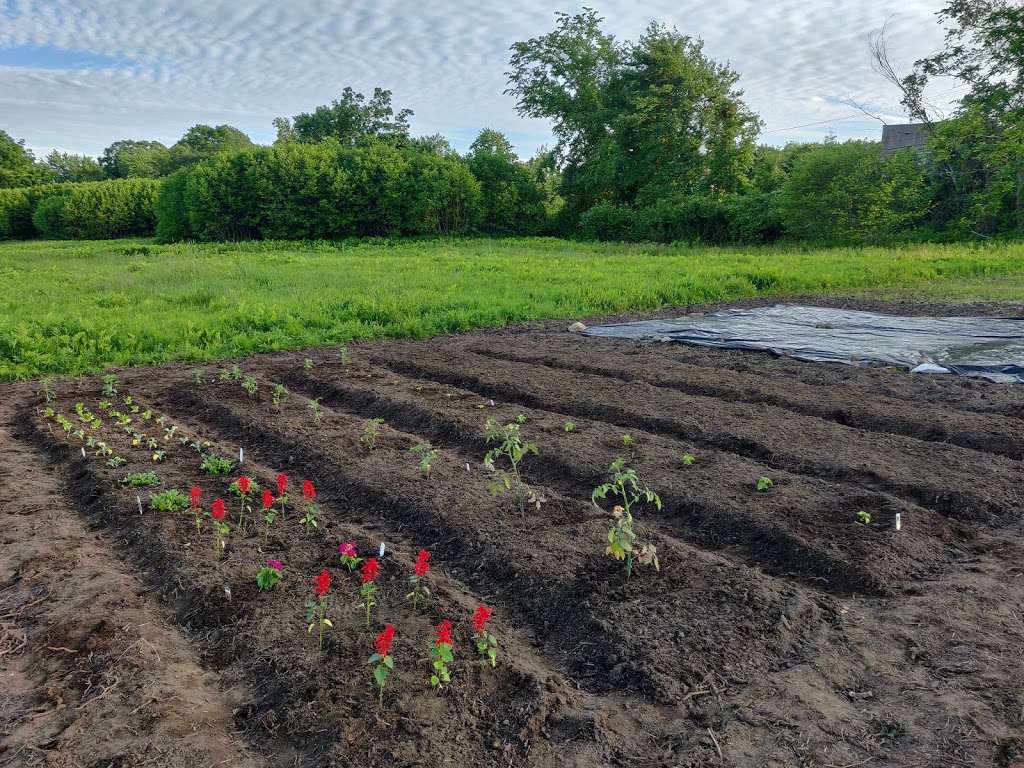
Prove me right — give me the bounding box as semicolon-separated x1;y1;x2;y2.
582;305;1024;383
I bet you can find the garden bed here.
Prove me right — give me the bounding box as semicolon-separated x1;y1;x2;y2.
2;307;1023;767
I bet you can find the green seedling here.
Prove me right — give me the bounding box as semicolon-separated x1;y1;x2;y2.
593;458;662;578
149;488;189;513
563;421;577;432
484;418;540;514
360;418;385;450
303;357;314;370
102;375;118;396
122;471;160;487
272;383;288;408
621;433;634;448
410;442;438;475
308;398;323;424
190;369;204;386
200;453;235;475
680;453;696;466
856;510;872;525
39;378;55;403
242;376;258;398
756;476;773;492
106;456;126;469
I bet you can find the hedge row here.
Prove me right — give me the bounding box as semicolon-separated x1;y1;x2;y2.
0;179;159;240
155;141;486;242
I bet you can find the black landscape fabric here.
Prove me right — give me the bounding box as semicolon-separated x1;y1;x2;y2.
583;305;1024;383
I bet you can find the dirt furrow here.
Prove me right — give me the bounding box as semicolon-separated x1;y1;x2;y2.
364;344;1023;525
272;362;967;597
464;338;1024;459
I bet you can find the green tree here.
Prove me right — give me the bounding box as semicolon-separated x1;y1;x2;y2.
0;131;52;187
44;151;105;182
169;124;253;169
275;87;413;146
100;140;172;178
466;128;546;234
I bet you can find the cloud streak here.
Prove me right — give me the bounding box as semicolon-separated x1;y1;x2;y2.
0;0;956;158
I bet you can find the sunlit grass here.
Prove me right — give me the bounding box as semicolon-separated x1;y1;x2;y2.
2;236;1023;379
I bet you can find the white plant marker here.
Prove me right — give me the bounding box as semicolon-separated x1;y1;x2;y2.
239;447;244;464
136;495;143;515
378;541;386;558
224;585;232;601
895;513;902;531
81;446;86;458
465;463;470;472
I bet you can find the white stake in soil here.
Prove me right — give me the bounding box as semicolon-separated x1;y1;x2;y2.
895;513;902;531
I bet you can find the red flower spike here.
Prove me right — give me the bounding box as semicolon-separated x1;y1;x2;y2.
302;480;315;500
261;489;274;509
472;605;493;634
362;558;379;584
435;618;453;646
189;486;201;509
313;568;330;597
211;498;226;520
238;476;251;494
414;549;430;578
376;624;394;656
276;473;288;496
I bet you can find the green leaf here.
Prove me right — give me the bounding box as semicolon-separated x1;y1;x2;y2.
374;666;389;685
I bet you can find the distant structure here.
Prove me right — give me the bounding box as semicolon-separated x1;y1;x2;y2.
881;123;931;153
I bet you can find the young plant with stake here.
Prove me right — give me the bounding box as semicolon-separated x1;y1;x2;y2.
306;569;333;650
407;549;430;609
430;619;454;691
370;624;395;707
592;458;662;578
483;418;540;514
410;442;438;475
473;606;498;667
359;558;380;627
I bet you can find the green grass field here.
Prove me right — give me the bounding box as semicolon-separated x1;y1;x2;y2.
2;236;1023;379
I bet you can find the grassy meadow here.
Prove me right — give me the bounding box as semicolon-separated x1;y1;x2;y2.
2;236;1023;379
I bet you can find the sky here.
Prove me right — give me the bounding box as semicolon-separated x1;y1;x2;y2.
0;0;961;160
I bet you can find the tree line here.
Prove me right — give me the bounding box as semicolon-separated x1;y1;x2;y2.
1;0;1019;243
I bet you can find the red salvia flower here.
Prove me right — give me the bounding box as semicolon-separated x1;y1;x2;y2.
189;486;201;509
313;568;330;597
414;549;430;577
362;557;379;584
472;605;493;634
376;623;394;656
211;498;226;520
238;475;251;494
302;480;315;500
262;489;274;509
276;473;288;496
435;618;453;646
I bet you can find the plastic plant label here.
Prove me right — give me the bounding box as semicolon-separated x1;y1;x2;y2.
895;513;902;531
239;447;244;463
379;541;386;557
137;495;143;515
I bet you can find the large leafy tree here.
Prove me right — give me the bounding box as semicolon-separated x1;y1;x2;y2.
466;128;546;234
44;151;105;182
274;87;413;146
0;130;52;187
506;10;760;215
100;140;172;178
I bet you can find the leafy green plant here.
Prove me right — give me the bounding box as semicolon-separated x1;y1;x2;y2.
339;345;351;365
514;413;526;425
756;476;773;492
271;383;288;408
308;398;323;424
621;433;634;448
219;364;242;381
593;458;662;578
429;619;454;691
410;442;438;475
242;376;258;398
256;560;283;591
370;623;395;706
190;368;204;386
122;471;160;487
473;606;497;667
151;449;166;463
200;452;235;475
483;418;540;513
39;378;55;403
360;418;385;450
106;455;126;469
101;374;117;396
856;510;872;525
563;421;576;432
149;488;189;513
680;452;696;466
303;357;314;370
407;549;431;609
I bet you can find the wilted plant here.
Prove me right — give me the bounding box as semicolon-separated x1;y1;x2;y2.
430;619;454;691
756;476;773;492
339;540;362;571
483;418;540;514
149;488;189;513
360;418;385;450
306;569;333;650
407;549;431;609
359;558;380;627
410;442;437;475
242;376;258;398
370;624;395;706
272;383;288;409
257;559;283;591
102;374;117;396
593;458;662;578
473;606;497;667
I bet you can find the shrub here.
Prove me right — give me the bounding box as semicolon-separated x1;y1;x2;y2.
578;201;634;241
154;168;191;242
0;183;75;239
31;194;68;238
58;178;159;239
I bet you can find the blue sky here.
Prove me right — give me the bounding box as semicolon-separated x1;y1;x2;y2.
0;0;959;160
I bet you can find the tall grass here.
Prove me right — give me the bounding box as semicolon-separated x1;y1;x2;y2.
2;236;1023;379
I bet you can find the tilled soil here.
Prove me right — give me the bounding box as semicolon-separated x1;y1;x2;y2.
2;298;1023;768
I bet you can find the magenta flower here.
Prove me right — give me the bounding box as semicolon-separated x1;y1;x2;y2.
267;559;284;572
339;540;357;558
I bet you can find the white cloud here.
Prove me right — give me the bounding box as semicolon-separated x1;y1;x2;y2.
1;0;957;158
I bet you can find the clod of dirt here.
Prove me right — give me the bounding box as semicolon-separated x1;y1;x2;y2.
567;321;587;333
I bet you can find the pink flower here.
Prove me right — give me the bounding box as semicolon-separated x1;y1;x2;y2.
267;559;283;572
339;540;358;558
